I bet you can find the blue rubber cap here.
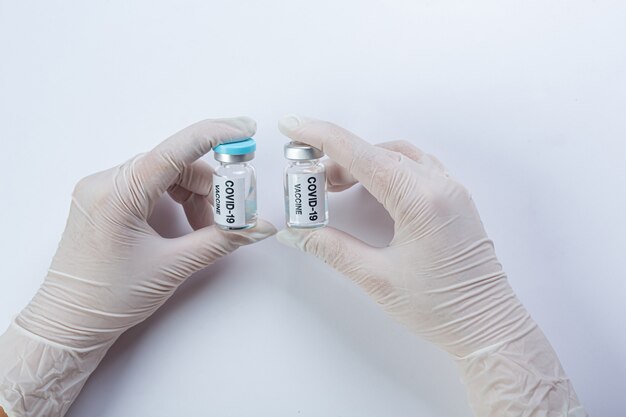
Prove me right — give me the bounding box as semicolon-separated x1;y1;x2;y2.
213;138;256;155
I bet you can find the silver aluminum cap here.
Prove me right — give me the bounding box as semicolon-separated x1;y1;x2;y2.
214;152;255;163
284;141;324;160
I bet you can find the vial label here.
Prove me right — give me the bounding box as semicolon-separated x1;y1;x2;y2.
287;173;326;225
213;175;246;228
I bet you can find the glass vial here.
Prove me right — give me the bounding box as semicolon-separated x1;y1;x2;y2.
213;138;257;230
284;141;328;228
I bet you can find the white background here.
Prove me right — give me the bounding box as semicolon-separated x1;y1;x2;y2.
1;1;624;416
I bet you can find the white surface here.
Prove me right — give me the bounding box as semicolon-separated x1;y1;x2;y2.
0;1;624;416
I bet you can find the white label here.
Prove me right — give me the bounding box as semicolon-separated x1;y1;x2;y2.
287;172;326;225
213;175;246;228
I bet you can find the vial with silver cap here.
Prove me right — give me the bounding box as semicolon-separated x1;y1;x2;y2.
213;138;257;230
284;141;328;228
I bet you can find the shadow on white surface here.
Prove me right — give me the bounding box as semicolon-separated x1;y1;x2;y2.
66;189;471;416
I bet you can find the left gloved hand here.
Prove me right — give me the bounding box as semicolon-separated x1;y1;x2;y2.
0;117;276;417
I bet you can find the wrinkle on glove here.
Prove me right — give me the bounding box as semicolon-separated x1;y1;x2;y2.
0;322;109;417
277;114;586;417
459;326;586;417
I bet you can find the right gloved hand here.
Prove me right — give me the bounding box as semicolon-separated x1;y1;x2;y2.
276;115;586;417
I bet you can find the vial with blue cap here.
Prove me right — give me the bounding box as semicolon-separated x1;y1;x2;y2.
213;138;257;230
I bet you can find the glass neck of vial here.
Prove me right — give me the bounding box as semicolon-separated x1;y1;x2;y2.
220;161;250;167
289;159;319;167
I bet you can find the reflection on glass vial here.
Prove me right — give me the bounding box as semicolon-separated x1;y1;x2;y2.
213;138;257;230
284;141;328;228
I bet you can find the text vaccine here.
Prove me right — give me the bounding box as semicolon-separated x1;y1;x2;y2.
284;141;328;228
213;138;257;230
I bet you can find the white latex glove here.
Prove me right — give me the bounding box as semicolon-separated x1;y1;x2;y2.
0;117;276;417
276;115;586;417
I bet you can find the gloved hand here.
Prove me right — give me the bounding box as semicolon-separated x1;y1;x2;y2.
277;115;586;417
0;117;276;417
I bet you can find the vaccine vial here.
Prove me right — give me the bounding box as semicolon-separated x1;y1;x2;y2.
284;141;328;228
213;138;257;230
